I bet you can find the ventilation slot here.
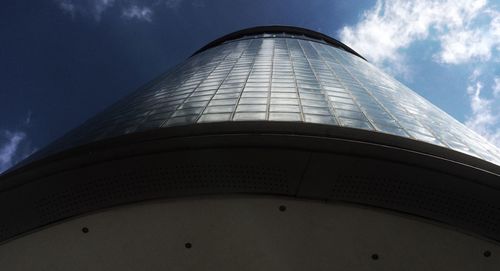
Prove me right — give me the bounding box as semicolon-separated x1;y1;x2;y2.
330;175;500;236
37;164;289;222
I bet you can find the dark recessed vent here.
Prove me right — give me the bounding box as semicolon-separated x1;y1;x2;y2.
37;164;288;222
0;225;7;241
329;175;500;236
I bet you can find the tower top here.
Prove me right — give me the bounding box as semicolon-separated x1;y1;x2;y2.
192;25;367;60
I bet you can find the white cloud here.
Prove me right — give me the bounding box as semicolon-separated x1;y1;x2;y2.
122;5;153;22
0;131;26;173
465;72;500;147
438;9;500;64
339;0;499;69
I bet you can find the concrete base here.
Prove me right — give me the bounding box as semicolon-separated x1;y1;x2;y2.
1;196;498;270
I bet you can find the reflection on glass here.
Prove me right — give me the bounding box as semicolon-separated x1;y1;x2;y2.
42;33;500;166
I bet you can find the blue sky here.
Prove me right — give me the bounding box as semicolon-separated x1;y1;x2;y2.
0;0;499;173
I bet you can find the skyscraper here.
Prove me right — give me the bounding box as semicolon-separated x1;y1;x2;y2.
1;25;499;269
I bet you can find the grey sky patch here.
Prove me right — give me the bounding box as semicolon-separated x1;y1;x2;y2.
191;0;205;8
165;0;183;9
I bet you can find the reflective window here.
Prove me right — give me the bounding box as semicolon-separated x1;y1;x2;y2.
36;33;500;166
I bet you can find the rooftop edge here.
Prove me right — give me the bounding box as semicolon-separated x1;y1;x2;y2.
191;25;367;61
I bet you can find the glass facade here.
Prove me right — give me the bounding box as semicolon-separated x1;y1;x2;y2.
41;33;500;166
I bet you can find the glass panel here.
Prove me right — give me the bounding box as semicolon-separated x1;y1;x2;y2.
37;34;500;166
233;112;267;121
198;113;232;123
269;113;302;121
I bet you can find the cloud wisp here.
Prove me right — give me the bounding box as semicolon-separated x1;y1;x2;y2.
55;0;197;22
122;5;153;22
0;131;26;173
465;72;500;146
57;0;116;21
493;77;500;97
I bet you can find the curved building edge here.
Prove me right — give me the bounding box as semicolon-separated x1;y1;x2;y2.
0;122;500;244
